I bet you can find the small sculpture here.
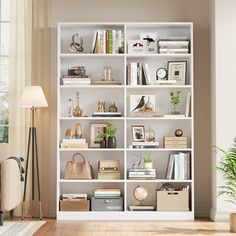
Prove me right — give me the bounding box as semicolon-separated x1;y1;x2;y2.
175;129;183;137
132;155;142;169
65;128;74;139
75;123;82;139
98;101;105;113
133;186;148;205
73;91;83;117
69;33;84;53
108;102;118;112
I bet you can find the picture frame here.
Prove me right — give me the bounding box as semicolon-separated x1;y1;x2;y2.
128;40;147;54
130;95;156;113
167;61;187;85
131;125;145;142
90;123;108;148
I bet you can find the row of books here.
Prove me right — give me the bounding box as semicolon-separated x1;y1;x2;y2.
94;188;121;198
92;30;124;54
127;63;151;85
128;168;156;180
165;152;191;180
60;138;88;148
159;37;189;54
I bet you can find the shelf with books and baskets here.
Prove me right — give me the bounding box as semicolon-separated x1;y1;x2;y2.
57;22;194;220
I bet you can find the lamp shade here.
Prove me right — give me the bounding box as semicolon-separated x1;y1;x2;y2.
19;86;48;108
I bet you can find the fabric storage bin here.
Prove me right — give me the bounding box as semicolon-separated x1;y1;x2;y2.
60;199;90;211
156;191;189;211
91;197;123;211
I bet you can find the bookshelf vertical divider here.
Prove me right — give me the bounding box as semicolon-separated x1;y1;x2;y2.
57;22;194;220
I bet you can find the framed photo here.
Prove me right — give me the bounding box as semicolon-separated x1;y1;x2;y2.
90;123;108;148
132;125;145;142
167;61;187;85
130;95;155;113
128;40;146;54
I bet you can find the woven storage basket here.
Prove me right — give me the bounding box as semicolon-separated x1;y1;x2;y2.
60;199;90;211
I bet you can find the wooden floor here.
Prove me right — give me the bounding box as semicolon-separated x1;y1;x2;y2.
33;219;231;236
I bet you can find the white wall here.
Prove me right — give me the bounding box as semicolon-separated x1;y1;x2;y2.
211;0;236;221
48;0;212;217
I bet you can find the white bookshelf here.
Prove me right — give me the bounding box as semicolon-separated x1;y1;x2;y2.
57;22;194;220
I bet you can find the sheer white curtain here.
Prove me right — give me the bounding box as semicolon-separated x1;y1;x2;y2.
9;0;51;217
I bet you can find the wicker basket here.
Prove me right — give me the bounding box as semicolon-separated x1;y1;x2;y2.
60;199;90;211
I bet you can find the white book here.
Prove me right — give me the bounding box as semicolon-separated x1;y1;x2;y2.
159;41;189;47
163;114;185;118
159;48;189;53
166;154;175;179
131;63;137;85
112;30;116;54
155;80;177;85
132;141;159;145
184;153;191;179
143;64;152;85
62;139;86;144
174;154;180;180
185;92;191;117
63;81;91;85
179;152;185;180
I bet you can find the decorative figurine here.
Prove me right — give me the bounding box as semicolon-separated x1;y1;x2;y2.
145;126;156;142
65;128;74;139
75;123;82;139
175;129;183;137
98;100;106;113
69;33;84;53
102;66;112;81
108;102;118;112
73;91;83;117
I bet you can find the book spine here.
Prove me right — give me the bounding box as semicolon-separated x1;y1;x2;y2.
106;30;109;53
108;30;113;53
131;63;137;85
127;63;131;85
138;63;143;85
97;30;101;54
103;30;106;54
174;154;179;180
112;30;116;54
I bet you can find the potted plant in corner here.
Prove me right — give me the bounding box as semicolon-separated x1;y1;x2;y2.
144;154;153;169
105;122;117;148
97;131;107;148
214;137;236;232
170;91;181;115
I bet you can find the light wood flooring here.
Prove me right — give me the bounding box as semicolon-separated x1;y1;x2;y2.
33;219;232;235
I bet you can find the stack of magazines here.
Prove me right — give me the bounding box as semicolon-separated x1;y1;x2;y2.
94;188;121;198
128;168;156;180
158;37;189;54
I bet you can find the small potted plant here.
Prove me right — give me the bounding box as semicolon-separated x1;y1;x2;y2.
214;137;236;232
144;154;153;169
97;131;107;148
105;122;117;148
170;91;181;115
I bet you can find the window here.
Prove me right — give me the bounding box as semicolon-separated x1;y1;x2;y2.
0;0;10;143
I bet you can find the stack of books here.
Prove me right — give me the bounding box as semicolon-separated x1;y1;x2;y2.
92;112;122;117
62;76;91;85
128;205;155;211
93;80;121;85
94;188;121;198
130;141;160;149
92;30;124;54
165;152;191;180
60;138;88;149
158;37;189;54
128;168;156;180
127;63;151;85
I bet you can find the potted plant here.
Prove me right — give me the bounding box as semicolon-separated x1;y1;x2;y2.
214;137;236;232
97;132;107;148
105;122;117;148
170;91;181;115
144;154;153;169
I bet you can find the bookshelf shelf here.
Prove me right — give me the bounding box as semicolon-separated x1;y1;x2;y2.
57;22;194;220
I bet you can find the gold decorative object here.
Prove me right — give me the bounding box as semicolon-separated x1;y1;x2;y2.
133;186;148;205
145;126;156;142
75;123;82;139
73;91;83;117
65;128;74;139
108;102;118;112
98;100;105;112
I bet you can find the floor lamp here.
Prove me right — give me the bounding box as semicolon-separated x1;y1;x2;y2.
19;86;48;220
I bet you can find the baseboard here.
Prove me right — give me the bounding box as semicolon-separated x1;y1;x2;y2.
195;207;211;218
210;207;230;221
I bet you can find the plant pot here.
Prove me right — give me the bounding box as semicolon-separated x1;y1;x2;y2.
230;213;236;232
100;140;106;148
171;105;180;115
144;162;153;169
107;136;116;148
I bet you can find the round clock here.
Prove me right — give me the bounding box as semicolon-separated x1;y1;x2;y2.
156;68;167;80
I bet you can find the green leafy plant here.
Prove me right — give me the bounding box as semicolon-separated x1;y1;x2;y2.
144;154;152;163
213;137;236;204
105;122;117;138
96;131;106;142
170;91;181;106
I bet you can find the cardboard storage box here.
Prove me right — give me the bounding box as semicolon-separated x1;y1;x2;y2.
91;197;123;211
164;137;188;148
60;199;90;211
156;191;189;211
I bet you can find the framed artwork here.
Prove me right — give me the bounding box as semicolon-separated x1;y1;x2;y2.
130;95;155;113
167;61;187;85
90;123;108;148
132;125;145;142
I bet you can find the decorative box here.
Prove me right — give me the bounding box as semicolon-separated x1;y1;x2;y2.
164;137;188;148
91;197;123;211
156;191;189;211
128;40;146;54
98;160;120;173
60;199;90;211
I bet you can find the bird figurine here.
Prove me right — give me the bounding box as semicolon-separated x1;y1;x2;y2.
132;96;145;112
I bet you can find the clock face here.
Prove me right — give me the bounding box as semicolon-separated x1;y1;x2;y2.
156;68;167;80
